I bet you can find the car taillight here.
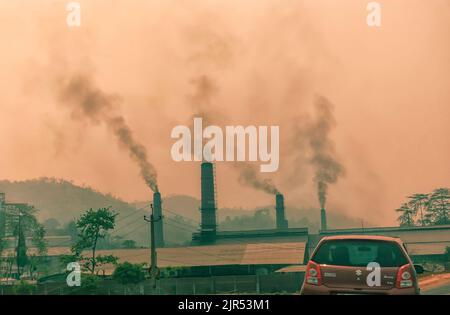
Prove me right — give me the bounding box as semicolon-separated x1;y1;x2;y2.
396;264;414;288
306;261;322;286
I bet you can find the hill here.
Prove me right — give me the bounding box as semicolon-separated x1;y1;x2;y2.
0;178;369;246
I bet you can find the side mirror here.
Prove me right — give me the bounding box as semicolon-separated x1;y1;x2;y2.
414;264;424;274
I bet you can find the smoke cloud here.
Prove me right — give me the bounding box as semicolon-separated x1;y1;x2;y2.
58;74;159;192
308;95;345;208
187;74;222;126
238;164;279;195
1;1;447;224
187;74;280;195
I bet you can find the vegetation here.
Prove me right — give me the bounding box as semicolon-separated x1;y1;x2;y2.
0;204;47;279
27;225;48;279
396;188;449;227
0;178;367;245
81;274;100;294
70;207;119;274
13;280;36;295
0;237;5;258
221;209;274;230
121;240;137;249
113;262;146;285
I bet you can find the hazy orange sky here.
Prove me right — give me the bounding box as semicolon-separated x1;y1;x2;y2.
0;0;449;226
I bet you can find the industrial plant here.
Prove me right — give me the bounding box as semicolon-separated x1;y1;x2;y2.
1;160;449;294
190;161;310;254
139;161;450;285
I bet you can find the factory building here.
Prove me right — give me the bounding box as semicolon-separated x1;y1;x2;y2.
193;162;303;244
187;161;310;276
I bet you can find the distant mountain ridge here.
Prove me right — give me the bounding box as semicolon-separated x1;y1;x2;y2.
0;178;369;244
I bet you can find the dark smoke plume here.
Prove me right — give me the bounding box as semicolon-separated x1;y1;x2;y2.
308;95;344;208
187;75;280;195
187;74;222;126
238;163;279;195
58;74;159;192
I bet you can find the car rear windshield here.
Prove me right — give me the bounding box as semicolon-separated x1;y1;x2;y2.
312;239;409;267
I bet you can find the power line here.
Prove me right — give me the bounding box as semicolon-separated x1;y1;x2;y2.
116;221;148;239
114;204;151;224
164;217;197;231
163;208;200;225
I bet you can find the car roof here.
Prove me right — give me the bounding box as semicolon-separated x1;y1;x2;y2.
320;234;403;244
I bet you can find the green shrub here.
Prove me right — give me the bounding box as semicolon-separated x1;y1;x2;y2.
113;262;145;285
13;280;36;295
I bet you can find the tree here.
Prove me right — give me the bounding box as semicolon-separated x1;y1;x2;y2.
396;203;416;227
28;225;48;279
0;236;5;258
72;207;118;274
221;209;274;231
0;236;6;278
396;187;450;227
426;188;449;225
121;240;137;249
64;220;78;242
407;193;429;226
13;280;36;295
16;219;28;275
43;218;61;233
8;205;47;278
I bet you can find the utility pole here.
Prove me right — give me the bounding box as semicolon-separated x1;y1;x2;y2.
144;204;162;289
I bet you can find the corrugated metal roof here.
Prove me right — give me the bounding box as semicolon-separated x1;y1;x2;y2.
406;242;450;256
321;224;450;235
94;241;307;268
275;265;307;273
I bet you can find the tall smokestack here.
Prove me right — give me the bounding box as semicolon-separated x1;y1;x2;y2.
275;193;288;229
200;162;217;242
0;193;5;238
320;208;327;231
153;192;164;247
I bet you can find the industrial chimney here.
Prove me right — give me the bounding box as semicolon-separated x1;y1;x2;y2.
0;193;5;238
275;193;288;229
153;191;165;247
200;162;217;242
320;208;327;231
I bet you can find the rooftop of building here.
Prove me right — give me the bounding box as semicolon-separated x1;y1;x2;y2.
4;241;308;275
320;224;450;235
192;227;309;241
319;234;405;242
